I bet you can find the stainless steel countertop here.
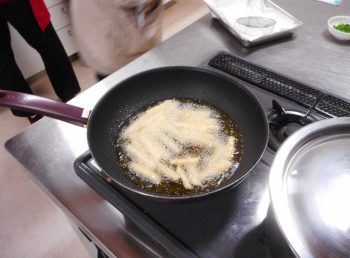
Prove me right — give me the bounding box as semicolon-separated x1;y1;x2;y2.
5;0;350;257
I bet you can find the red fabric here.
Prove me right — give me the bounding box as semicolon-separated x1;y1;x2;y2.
28;0;50;31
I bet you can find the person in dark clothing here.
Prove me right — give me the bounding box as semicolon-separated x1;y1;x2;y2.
0;0;81;118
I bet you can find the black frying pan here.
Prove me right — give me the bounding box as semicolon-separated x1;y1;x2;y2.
0;67;268;201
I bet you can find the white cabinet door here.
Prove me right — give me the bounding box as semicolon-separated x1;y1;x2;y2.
45;0;64;8
56;25;77;56
50;1;70;30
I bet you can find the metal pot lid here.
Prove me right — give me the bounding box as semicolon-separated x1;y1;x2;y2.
269;117;350;258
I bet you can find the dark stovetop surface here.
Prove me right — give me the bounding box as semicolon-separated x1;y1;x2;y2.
74;53;350;258
75;151;274;258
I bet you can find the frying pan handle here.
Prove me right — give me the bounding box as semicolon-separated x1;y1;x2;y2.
0;90;89;126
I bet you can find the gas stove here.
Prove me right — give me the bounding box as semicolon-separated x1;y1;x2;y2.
74;52;350;258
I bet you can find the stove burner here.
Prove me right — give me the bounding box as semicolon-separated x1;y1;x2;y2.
268;100;317;151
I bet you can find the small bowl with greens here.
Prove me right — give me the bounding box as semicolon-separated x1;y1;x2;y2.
328;16;350;41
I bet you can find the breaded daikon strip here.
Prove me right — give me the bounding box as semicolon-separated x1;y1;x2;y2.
129;162;161;184
121;99;237;188
133;132;169;160
176;166;193;189
141;129;176;151
183;164;202;186
170;157;200;165
181;112;218;126
165;125;217;146
200;157;232;181
174;123;220;132
198;142;232;182
124;104;170;136
122;116;146;136
213;160;232;173
141;110;169;127
181;109;212;122
173;127;219;140
226;136;236;159
156;163;179;181
125;144;154;166
157;133;181;153
152;106;221;147
146;99;178;115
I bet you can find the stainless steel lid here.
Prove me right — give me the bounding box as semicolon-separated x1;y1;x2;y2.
269;117;350;258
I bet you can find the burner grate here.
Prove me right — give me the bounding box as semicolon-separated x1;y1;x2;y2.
267;100;318;151
209;53;322;108
315;95;350;117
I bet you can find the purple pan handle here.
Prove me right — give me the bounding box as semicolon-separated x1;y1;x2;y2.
0;90;89;126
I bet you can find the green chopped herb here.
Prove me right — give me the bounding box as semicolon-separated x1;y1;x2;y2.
333;23;350;33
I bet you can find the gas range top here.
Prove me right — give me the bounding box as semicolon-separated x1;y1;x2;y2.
74;53;350;258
